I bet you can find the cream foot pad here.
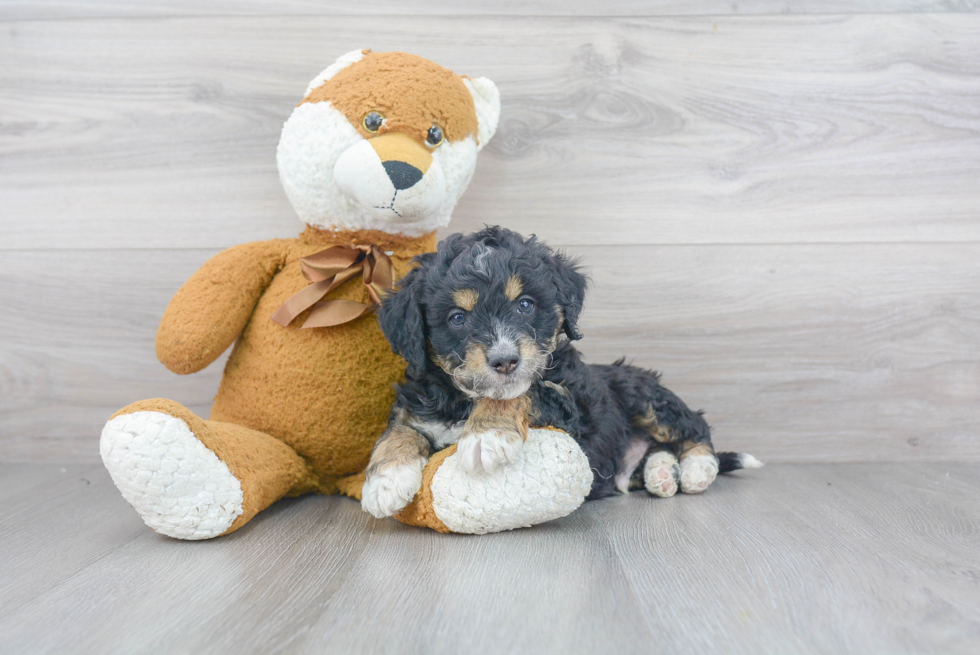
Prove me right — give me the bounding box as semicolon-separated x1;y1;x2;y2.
100;411;244;540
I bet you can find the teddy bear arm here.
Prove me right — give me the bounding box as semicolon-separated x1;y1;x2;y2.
156;240;288;375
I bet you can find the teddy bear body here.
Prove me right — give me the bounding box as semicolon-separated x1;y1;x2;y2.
165;228;435;488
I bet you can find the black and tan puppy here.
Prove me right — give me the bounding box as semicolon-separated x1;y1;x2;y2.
360;226;761;518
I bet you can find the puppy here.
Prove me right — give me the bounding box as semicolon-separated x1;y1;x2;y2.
360;226;762;518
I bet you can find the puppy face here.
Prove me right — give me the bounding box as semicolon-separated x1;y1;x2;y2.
277;50;501;236
380;227;588;399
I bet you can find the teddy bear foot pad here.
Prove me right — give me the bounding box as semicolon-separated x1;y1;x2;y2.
101;411;245;540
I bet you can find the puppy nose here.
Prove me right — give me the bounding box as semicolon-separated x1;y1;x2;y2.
383;160;423;190
489;350;520;375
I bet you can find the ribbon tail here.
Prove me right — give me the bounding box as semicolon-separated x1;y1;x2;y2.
271;265;365;327
301;300;376;329
370;246;395;291
270;278;337;326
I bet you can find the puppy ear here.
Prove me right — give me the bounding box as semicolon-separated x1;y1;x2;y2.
462;77;501;151
379;259;429;369
551;252;588;341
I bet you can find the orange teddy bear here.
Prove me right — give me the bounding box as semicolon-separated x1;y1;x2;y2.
100;50;593;539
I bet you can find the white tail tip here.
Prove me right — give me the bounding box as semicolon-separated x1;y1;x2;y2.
740;454;764;469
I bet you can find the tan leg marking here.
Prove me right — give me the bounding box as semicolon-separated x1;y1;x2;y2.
631;407;657;431
457;395;531;473
366;424;430;478
466;396;531;441
631;406;679;443
679;442;714;460
362;420;431;518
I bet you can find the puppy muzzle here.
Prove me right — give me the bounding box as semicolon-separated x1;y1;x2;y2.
468;338;535;400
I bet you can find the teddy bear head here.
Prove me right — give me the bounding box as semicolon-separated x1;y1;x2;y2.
277;50;501;237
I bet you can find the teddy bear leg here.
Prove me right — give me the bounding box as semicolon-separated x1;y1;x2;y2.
100;398;316;540
393;427;594;534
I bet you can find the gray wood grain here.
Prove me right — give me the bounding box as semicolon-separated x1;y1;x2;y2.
0;462;976;655
0;462;82;501
2;14;979;249
2;244;978;463
3;1;978;20
0;463;146;616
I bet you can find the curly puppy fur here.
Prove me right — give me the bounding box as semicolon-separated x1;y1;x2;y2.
365;226;760;513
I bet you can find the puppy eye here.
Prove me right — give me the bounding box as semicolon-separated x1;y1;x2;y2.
363;111;384;133
517;298;535;314
449;311;467;327
426;124;444;148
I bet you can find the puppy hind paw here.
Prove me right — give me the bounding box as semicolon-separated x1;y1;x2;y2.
643;451;679;498
679;454;719;494
361;459;426;519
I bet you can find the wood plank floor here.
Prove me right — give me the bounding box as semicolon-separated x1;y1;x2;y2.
1;462;977;655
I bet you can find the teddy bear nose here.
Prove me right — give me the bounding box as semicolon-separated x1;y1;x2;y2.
383;160;424;190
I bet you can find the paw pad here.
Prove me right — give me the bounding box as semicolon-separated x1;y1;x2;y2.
644;451;679;498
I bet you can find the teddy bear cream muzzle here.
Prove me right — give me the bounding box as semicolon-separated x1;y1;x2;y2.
333;132;448;224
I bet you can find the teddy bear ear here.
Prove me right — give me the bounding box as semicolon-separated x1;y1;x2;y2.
463;77;501;151
303;48;372;98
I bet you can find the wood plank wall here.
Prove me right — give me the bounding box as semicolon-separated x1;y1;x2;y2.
2;2;979;462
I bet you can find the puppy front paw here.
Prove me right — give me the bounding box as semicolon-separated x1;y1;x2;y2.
361;458;427;518
457;429;523;474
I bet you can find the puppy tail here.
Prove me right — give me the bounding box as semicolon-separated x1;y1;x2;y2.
717;452;764;474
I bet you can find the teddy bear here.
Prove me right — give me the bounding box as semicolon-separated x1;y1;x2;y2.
99;49;594;539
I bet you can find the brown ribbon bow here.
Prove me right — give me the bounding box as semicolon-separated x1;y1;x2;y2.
271;244;394;329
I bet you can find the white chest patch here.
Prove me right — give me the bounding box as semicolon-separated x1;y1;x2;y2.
409;419;466;449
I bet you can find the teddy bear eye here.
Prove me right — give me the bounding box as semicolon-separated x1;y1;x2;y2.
449;311;466;327
426;124;444;147
363;111;384;133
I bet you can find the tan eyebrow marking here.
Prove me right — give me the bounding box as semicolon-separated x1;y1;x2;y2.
452;288;479;311
504;275;523;301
